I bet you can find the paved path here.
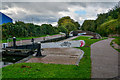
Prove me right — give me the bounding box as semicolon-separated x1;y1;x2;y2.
91;38;118;78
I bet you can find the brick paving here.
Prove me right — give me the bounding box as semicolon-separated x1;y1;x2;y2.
91;38;118;78
26;48;83;65
26;36;84;65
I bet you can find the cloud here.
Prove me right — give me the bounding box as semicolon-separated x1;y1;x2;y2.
0;2;118;25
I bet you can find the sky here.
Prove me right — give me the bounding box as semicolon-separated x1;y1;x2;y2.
0;0;119;26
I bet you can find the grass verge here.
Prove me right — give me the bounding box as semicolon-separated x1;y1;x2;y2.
110;37;120;52
2;36;105;79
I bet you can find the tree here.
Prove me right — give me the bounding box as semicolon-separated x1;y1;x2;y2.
81;20;95;31
2;21;59;39
81;2;120;37
58;26;68;33
74;22;80;30
58;16;74;26
63;22;77;32
58;16;79;37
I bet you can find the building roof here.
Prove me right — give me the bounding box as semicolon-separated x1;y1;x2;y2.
0;12;13;25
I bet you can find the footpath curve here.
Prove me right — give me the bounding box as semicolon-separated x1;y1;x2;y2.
91;38;118;78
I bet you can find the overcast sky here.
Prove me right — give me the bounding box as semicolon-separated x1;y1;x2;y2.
0;1;119;26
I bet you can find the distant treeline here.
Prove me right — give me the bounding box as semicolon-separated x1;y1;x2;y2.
2;21;59;39
2;16;80;39
81;3;120;36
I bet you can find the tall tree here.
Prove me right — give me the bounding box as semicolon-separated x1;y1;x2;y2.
58;16;79;37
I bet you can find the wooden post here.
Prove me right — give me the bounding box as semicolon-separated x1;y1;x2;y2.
13;37;16;49
36;42;42;57
31;38;34;50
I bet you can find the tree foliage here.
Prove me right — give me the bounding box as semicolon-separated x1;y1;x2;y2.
58;16;80;32
2;21;59;39
81;20;95;32
2;16;80;39
81;2;120;36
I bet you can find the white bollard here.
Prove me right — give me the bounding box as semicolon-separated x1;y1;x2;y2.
2;43;8;48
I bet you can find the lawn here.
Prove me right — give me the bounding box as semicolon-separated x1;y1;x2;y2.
1;36;105;79
112;37;120;46
110;36;120;52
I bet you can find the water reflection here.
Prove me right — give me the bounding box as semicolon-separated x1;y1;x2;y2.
1;61;13;68
1;55;28;68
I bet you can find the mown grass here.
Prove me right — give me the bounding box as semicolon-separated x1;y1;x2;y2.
1;36;105;79
112;37;120;45
110;37;120;52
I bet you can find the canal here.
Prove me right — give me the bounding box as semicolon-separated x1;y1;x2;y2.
1;35;69;68
1;53;28;68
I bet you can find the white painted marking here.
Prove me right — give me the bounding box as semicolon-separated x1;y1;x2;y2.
41;40;85;48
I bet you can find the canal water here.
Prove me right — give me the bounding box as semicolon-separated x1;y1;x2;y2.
1;54;28;68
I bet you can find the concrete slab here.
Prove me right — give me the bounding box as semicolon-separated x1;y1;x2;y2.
26;48;83;65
